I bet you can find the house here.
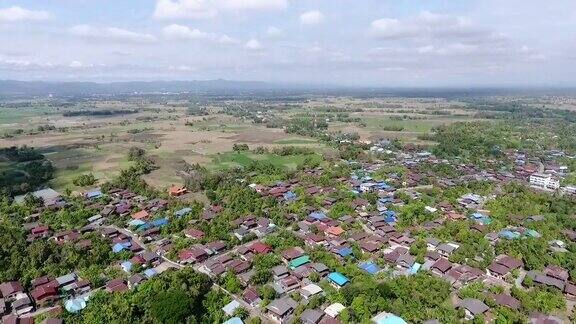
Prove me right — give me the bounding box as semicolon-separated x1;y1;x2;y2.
184;228;205;240
267;297;297;323
31;284;59;307
168;185;187;197
0;281;23;301
325;226;344;237
282;247;305;262
242;287;261;307
457;298;489;320
436;243;459;257
488;255;523;278
358;261;380;275
174;207;192;218
529;173;560;191
310;263;330;277
280;275;300;293
12;294;34;316
289;255;310;270
86;190;103;200
128;274;146;289
371;311;407;324
132;210;149;220
222;300;241;317
324;303;346;318
204;241;226;255
272;265;290;280
301;283;323;300
301;309;325;324
250;242;272;255
105;279;128;293
327;272;349;289
488;293;520;310
178;247;208;264
430;258;453;276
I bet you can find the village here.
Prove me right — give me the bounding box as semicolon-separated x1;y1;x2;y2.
2;136;575;324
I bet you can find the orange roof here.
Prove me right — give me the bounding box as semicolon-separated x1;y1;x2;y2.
132;210;149;220
169;185;186;192
325;226;344;236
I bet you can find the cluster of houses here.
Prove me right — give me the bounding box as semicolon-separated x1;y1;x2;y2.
6;142;576;323
1;272;91;322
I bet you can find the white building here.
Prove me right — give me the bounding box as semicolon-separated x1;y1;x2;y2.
529;173;560;191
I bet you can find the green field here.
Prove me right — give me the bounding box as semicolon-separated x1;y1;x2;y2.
0;106;56;127
209;151;321;171
361;116;474;132
273;138;319;145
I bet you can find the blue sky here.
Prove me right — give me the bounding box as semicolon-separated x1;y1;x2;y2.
1;0;575;86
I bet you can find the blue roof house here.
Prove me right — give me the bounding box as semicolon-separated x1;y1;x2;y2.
86;190;102;199
309;211;327;220
151;218;169;228
121;261;133;273
112;242;131;253
358;261;380;275
336;246;353;258
143;268;157;278
223;317;244;324
327;272;349;289
470;212;492;225
128;219;146;227
174;207;192;218
283;191;297;202
499;230;521;240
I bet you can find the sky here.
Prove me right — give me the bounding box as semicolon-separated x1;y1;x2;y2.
1;0;576;87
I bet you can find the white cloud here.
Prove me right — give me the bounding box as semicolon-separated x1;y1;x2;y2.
266;26;283;38
300;10;324;25
245;38;262;50
162;24;237;44
371;11;496;43
0;6;50;22
218;34;239;44
69;25;157;43
69;60;94;68
162;24;208;39
154;0;287;20
168;64;195;71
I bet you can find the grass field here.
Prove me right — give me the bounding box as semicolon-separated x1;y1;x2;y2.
209;151;321;171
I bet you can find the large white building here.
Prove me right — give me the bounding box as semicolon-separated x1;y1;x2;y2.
529;173;560;191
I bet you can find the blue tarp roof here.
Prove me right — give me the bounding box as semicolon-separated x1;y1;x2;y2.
128;219;146;227
409;263;421;275
328;272;350;286
143;268;157;278
112;242;131;253
150;218;169;227
309;211;327;220
499;230;521;239
174;207;192;217
283;191;297;201
223;317;244;324
358;261;380;275
86;190;102;199
375;315;408;324
336;246;353;257
65;295;89;313
121;261;133;272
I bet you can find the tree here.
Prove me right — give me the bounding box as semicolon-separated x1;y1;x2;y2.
73;173;97;187
149;289;193;323
233;143;249;152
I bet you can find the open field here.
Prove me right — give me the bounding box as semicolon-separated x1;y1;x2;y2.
0;96;499;190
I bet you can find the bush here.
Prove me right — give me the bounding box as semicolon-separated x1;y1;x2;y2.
73;173;97;187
